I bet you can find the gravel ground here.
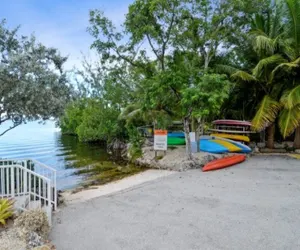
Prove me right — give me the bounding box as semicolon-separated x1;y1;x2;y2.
51;155;300;250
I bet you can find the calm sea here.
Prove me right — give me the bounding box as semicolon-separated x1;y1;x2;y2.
0;121;109;190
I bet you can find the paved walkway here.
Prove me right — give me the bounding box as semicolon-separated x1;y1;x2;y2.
51;155;300;250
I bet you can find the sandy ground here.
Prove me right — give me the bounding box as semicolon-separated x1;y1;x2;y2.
51;155;300;250
136;146;233;171
62;169;176;204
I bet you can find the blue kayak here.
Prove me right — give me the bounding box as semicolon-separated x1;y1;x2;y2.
199;139;229;154
228;140;251;153
168;132;185;138
208;136;252;153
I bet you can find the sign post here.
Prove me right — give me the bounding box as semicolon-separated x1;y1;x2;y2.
154;130;168;156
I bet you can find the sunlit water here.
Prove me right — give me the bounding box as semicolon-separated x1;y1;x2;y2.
0;121;109;190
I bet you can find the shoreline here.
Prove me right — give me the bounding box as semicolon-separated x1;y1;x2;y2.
61;169;176;204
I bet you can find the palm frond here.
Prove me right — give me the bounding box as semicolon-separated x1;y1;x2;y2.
253;54;286;78
252;95;281;132
271;57;300;80
278;105;300;138
280;40;298;60
215;64;239;75
284;0;300;50
280;85;300;109
231;71;257;82
119;104;142;120
253;35;276;55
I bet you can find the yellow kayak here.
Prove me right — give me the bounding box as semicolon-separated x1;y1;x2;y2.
211;133;250;142
211;139;242;152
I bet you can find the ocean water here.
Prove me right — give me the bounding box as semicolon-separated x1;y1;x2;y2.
0;121;109;190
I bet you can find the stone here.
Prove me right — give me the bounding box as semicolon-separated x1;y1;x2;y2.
260;148;287;153
254;147;260;153
283;141;294;149
274;143;285;149
295;149;300;154
27;232;44;249
257;142;266;149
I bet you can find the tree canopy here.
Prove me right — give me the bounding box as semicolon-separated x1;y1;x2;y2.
0;20;73;136
59;0;300;152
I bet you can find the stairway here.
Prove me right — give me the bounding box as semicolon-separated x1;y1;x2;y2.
0;159;57;224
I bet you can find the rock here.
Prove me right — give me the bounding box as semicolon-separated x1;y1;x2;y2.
27;232;44;249
274;143;285;149
254;147;260;153
283;141;294;149
260;148;287;153
295;149;300;154
249;142;256;149
257;142;266;149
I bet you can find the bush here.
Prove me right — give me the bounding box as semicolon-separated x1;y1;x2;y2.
14;209;50;242
127;126;144;160
0;199;14;226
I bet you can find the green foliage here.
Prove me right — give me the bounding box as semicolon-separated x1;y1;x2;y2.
278;105;300;138
0;199;14;225
60;100;86;135
77;99;123;142
252;95;281;132
181;74;231;119
60;98;125;143
0;20;73;136
280;85;300;109
127;126;144;160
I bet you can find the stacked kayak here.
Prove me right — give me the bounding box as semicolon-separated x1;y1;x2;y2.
200;136;251;154
167;137;186;145
210;133;250;143
168;132;185;145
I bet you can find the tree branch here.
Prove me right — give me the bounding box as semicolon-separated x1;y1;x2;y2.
0;123;21;137
146;33;161;63
0;117;10;124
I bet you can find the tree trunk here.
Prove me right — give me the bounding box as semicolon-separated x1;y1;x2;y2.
266;124;275;149
183;117;193;160
195;117;203;152
294;126;300;149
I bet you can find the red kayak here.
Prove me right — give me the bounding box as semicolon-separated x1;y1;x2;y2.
202;155;246;172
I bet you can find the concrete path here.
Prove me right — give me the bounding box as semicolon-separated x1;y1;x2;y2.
51;155;300;250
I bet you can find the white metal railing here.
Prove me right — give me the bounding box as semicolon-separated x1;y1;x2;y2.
0;159;57;210
0;164;53;222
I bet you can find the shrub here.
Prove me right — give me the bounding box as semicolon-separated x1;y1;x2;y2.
14;209;50;242
0;199;14;225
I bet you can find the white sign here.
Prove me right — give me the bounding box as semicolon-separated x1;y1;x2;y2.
154;130;168;151
189;132;196;142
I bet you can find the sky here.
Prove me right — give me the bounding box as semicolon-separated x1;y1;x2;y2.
0;0;133;70
0;0;134;136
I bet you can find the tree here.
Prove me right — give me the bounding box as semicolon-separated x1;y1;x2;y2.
271;0;300;148
0;20;73;136
88;0;253;160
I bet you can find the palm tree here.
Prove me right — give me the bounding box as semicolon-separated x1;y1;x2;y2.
230;3;286;148
231;0;300;149
271;0;300;148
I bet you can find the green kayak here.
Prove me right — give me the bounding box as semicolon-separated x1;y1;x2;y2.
167;137;186;145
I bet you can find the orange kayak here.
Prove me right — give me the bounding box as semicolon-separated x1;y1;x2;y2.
202;155;246;172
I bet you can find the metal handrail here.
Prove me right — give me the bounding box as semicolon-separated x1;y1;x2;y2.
0;164;53;225
0;159;57;210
